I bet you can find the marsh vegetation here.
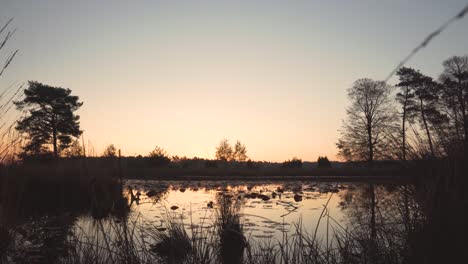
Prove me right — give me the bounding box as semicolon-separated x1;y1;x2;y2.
1;178;430;264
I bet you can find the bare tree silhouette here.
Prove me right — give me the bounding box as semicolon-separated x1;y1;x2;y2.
337;79;398;163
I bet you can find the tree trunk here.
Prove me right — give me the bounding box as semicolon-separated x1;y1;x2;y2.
402;87;409;161
403;186;411;233
52;114;58;158
420;99;435;157
402;116;407;161
369;184;377;263
453;108;462;144
370;184;376;239
456;80;467;149
462;104;468;147
367;121;374;164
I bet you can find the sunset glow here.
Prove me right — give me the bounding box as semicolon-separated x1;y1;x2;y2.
1;0;467;161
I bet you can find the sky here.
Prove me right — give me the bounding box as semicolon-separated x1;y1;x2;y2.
1;0;467;161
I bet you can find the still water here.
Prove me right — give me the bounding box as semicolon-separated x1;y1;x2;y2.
74;180;413;246
4;179;416;263
105;180;348;240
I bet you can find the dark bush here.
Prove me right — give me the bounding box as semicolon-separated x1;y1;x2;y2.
146;156;171;168
205;160;218;168
282;157;302;168
147;146;171;167
19;152;56;163
246;159;255;169
317;156;332;168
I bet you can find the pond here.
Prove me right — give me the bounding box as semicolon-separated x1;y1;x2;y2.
110;181;347;240
2;179;419;263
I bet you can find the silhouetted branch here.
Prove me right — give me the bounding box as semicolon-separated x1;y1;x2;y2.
384;3;468;82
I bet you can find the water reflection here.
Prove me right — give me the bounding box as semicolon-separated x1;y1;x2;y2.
1;180;422;263
338;184;423;263
122;181;346;240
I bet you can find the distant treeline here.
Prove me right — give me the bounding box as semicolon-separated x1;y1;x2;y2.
17;138;344;170
35;154;402;172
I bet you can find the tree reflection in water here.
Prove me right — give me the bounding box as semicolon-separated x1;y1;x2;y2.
338;184;424;263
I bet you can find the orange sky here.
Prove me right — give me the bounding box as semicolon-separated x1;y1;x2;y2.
1;0;467;161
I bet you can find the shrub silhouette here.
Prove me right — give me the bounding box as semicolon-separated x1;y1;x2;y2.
103;144;117;157
282;157;302;168
317;156;332;168
147;146;171;167
205;160;218;168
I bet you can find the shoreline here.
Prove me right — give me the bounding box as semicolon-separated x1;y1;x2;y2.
124;174;409;183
